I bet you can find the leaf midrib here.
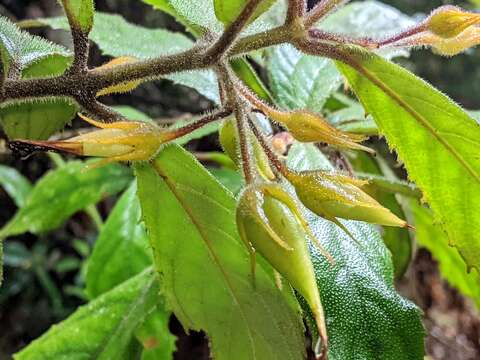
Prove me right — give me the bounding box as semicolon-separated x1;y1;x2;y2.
344;55;480;184
152;161;258;360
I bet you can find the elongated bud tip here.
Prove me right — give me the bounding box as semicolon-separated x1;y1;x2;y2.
8;139;82;157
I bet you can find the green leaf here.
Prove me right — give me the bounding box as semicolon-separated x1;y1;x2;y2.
266;44;342;112
0;16;71;77
0;165;32;207
86;182;151;298
327;100;378;135
59;0;95;34
348;152;412;278
135;144;306;360
337;49;480;271
141;0;210;35
287;143;424;359
143;0;285;37
0;16;75;139
1;99;77;140
231;58;274;103
411;201;480;309
41;13;220;103
14;269;161;360
209;167;243;194
86;182;176;359
0;161;131;238
213;0;277;26
136;311;176;360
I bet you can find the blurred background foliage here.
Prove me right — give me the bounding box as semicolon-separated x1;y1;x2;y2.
0;0;479;359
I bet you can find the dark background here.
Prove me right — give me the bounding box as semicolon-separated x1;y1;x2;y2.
0;1;479;359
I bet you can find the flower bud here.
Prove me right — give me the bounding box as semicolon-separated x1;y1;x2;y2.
427;6;480;39
219;118;275;180
262;108;374;154
286;170;408;228
9;114;173;166
236;183;329;356
402;27;480;56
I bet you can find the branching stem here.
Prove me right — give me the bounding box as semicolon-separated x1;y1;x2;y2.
286;0;307;24
205;0;264;62
247;116;288;177
217;64;255;183
304;0;350;29
169;109;232;140
0;0;379;125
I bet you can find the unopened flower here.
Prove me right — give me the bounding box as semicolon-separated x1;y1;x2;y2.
240;87;374;154
400;26;480;56
9;114;174;166
285;170;408;229
382;6;480;56
263;108;374;153
427;6;480;39
236;182;330;357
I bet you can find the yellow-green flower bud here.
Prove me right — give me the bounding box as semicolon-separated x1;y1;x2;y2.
286;170;408;228
236;183;329;356
239;88;373;154
219;118;276;180
427;6;480;39
10;114;174;167
402;26;480;56
262;108;374;154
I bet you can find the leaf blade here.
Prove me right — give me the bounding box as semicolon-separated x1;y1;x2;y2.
213;0;277;26
337;49;480;271
0;161;131;238
135;144;306;360
14;269;161;360
411;201;480;309
0;165;32;208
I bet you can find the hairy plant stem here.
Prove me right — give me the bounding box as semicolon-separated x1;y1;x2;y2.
235;105;255;184
247;116;287;178
0;24;292;106
68;30;90;74
304;0;350;28
286;0;307;24
60;0;91;74
170;109;232;140
0;0;376;124
217;64;255;184
205;0;264;62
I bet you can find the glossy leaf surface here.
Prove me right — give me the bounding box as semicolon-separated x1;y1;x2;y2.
287;143;424;360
